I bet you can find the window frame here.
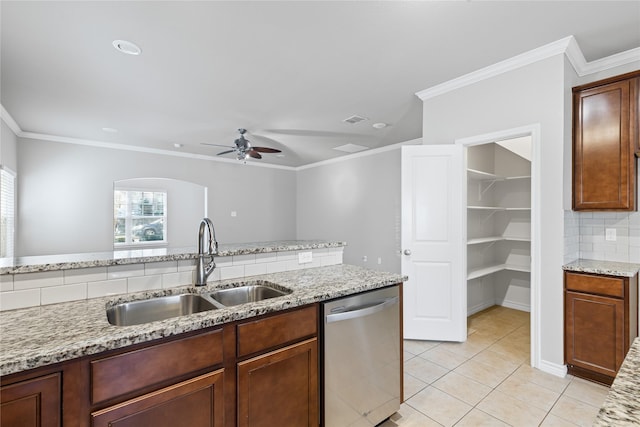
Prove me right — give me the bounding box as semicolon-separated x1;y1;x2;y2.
114;187;168;248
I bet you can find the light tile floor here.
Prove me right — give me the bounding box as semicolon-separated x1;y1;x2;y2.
381;306;610;427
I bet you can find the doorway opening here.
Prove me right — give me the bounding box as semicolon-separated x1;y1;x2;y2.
459;125;540;369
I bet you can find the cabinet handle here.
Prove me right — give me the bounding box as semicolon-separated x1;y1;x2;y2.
403;249;411;256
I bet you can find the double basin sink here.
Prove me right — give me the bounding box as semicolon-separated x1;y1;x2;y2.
106;282;292;327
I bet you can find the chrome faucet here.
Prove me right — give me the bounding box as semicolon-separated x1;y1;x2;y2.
195;218;218;286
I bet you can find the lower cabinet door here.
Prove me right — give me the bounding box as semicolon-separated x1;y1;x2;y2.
237;338;318;427
91;369;224;427
565;291;625;377
0;373;61;427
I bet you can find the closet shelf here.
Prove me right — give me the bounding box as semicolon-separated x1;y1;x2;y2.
467;236;531;245
467;263;531;280
467;206;530;211
467;168;531;181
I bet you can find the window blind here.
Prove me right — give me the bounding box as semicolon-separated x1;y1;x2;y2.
0;168;16;258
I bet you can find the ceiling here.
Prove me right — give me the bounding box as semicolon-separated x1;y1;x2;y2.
1;1;639;168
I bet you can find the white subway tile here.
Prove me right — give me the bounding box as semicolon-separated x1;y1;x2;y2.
266;261;288;274
215;256;233;268
219;265;244;280
0;289;40;311
178;259;196;271
145;261;177;275
277;251;297;261
162;271;193;289
14;271;63;290
41;283;87;305
244;263;267;277
232;254;256;265
107;264;145;279
255;253;278;264
0;275;13;292
286;260;304;271
127;275;162;293
205;268;220;284
64;267;107;284
88;279;128;298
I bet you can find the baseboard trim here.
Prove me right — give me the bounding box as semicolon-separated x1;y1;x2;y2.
537;359;568;378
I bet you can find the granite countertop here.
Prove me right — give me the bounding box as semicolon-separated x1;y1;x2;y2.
0;240;346;274
0;264;405;376
594;337;640;426
562;259;640;278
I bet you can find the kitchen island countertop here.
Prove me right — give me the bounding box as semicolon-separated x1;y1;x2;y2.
0;264;405;376
594;337;640;426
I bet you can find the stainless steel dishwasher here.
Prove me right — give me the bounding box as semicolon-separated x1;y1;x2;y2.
322;285;401;427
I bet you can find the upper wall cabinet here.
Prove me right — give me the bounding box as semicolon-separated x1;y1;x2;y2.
572;70;640;211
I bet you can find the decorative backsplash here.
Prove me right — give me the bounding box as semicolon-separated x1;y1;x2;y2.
564;210;640;263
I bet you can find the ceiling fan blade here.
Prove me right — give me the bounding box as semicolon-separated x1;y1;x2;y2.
247;150;262;159
217;150;235;156
202;142;233;148
252;146;281;153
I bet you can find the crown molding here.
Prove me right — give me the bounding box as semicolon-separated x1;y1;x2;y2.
416;35;640;101
17;131;296;171
0;105;22;135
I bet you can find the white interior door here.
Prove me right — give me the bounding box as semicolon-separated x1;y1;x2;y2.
401;145;466;342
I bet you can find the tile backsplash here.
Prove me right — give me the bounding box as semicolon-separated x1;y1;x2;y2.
564;210;640;263
0;247;343;311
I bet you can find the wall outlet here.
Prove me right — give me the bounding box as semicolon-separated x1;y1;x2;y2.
377;257;382;265
230;211;237;217
606;228;617;241
298;251;313;264
362;255;367;262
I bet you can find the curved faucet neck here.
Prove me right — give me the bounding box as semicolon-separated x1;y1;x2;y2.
195;218;218;286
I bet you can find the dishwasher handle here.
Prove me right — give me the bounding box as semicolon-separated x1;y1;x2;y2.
325;296;398;324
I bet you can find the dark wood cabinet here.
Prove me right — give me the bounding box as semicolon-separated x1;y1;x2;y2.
572;70;640;211
237;339;318;427
0;373;61;427
236;305;319;427
564;271;638;384
91;370;224;427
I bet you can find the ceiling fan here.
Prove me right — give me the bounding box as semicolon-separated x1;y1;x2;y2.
201;128;282;160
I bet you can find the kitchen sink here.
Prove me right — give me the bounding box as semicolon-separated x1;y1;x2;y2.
209;283;292;307
107;293;217;326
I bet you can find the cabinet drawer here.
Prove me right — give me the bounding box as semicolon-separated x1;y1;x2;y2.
91;328;223;405
91;369;224;427
565;272;624;298
237;305;317;357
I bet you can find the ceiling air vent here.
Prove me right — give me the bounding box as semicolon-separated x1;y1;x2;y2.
342;115;368;124
333;143;369;153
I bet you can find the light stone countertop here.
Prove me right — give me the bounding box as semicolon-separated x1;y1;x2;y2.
594;337;640;426
562;259;640;278
0;240;346;274
0;264;405;376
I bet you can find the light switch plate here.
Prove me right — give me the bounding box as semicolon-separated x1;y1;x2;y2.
606;228;617;241
298;251;313;264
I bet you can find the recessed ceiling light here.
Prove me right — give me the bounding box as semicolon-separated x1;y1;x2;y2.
372;122;388;129
102;127;118;133
112;39;141;55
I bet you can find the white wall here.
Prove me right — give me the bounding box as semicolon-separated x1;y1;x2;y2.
421;55;567;370
296;146;407;274
1;119;18;171
16;137;297;256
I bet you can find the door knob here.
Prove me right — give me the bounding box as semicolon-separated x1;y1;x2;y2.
403;249;411;256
